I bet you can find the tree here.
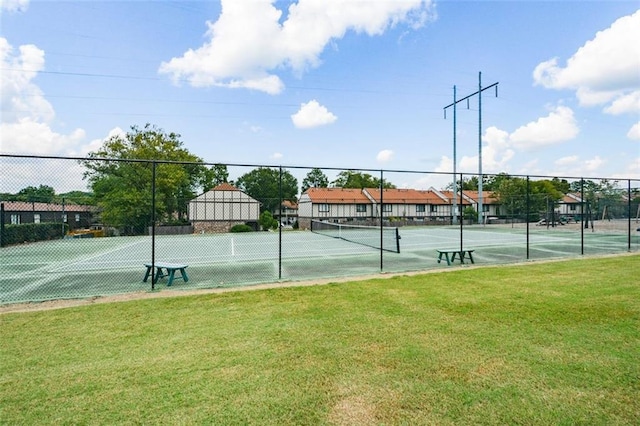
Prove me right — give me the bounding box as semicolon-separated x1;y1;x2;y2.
301;168;328;193
57;191;95;205
445;176;479;191
81;124;208;235
16;185;56;203
258;210;278;230
201;164;229;190
550;177;571;194
493;176;563;221
236;167;298;214
463;206;478;222
330;171;395;189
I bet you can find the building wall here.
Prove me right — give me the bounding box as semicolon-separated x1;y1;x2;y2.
192;220;256;234
188;190;260;222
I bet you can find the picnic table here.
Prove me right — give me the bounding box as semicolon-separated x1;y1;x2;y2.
143;262;189;286
436;249;475;266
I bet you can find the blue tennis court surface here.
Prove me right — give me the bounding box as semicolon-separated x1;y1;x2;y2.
1;223;638;304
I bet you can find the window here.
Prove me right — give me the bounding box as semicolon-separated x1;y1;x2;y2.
75;214;80;222
570;204;577;211
34;214;41;224
416;204;426;213
356;204;367;213
62;214;67;222
318;203;329;212
382;204;392;213
430;205;438;213
483;204;490;212
11;214;21;225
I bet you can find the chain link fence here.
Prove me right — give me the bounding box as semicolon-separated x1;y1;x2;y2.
1;154;639;304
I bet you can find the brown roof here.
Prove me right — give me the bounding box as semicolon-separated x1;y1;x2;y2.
436;191;472;205
562;193;583;203
281;200;298;209
1;201;93;212
303;187;370;204
364;188;448;204
212;182;239;191
461;191;499;204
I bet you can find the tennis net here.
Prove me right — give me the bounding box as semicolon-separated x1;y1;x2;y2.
310;220;401;253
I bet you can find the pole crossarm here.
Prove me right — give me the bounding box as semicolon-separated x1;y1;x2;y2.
443;82;498;118
442;75;499;225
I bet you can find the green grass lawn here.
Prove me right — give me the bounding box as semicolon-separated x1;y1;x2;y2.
1;256;639;425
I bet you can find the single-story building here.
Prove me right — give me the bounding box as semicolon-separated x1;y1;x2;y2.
0;201;94;231
188;183;260;233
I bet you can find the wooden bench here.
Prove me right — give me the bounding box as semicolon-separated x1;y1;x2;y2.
143;262;189;286
436;249;475;266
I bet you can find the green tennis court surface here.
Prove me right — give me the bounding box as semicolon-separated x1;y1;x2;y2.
1;222;637;304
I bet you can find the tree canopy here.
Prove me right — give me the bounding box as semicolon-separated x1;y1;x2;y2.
236;167;298;214
492;176;564;220
81;124;208;234
301;168;329;193
330;171;395;189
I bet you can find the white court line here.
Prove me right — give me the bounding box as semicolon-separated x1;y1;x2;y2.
45;239;148;274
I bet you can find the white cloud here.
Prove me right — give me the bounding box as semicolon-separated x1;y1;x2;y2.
0;118;85;155
0;38;53;123
603;91;640;116
291;99;337;129
159;0;435;94
0;37;91;156
509;105;579;150
533;10;640;137
623;157;640;179
554;155;579;167
434;155;452;173
533;11;640;96
627;122;640;140
376;149;394;163
271;152;283;160
0;0;29;13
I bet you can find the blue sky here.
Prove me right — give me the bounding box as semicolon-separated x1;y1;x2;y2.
1;0;639;192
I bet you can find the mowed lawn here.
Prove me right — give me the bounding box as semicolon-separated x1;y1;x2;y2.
1;256;639;425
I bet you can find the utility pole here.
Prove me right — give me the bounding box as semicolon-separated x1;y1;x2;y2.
444;72;498;224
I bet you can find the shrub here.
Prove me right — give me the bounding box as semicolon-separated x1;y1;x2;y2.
230;224;253;233
2;222;67;246
258;211;278;231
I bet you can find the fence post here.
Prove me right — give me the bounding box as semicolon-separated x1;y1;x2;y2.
151;161;157;290
628;179;632;252
278;166;282;280
0;203;4;248
580;179;585;255
459;173;463;252
526;176;530;259
380;169;384;271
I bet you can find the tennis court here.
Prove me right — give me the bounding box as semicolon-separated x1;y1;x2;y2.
1;221;637;304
